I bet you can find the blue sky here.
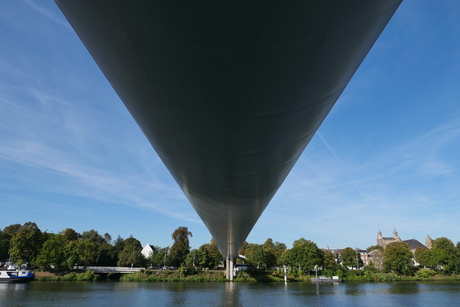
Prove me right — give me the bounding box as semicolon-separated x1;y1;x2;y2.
1;1;460;251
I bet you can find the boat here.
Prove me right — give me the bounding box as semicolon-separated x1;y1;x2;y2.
0;265;35;283
311;276;343;283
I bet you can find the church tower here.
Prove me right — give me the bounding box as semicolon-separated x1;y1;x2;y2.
393;228;401;242
377;229;384;247
425;235;432;249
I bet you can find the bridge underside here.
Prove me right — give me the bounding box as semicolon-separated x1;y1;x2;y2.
56;0;402;262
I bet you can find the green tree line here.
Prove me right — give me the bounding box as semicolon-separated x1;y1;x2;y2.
2;222;460;277
0;222;220;271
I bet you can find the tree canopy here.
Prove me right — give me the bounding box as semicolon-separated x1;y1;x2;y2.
169;227;192;267
341;247;363;269
282;238;323;272
383;242;413;275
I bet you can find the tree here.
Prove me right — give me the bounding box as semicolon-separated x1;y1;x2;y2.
193;239;222;270
9;222;43;263
245;244;265;268
114;235;125;253
208;238;223;268
0;231;11;260
414;247;426;264
95;242;117;266
323;249;338;271
431;237;459;273
67;239;99;267
82;229;106;244
117;236;145;267
261;238;277;269
274;242;287;267
433;237;457;251
283;238;323;273
103;233;112;245
341;247;363;269
148;246;168;268
184;249;196;271
61;228;80;242
155;246;170;268
1;224;21;260
169;227;192;267
416;249;436;269
383;242;413;275
35;234;67;269
239;241;249;257
196;244;213;269
81;229;116;266
3;224;21;237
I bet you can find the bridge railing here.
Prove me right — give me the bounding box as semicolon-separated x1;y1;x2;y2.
74;266;143;273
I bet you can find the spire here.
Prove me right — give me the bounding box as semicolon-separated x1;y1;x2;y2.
393;227;401;241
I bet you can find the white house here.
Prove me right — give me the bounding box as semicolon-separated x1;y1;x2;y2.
141;244;156;259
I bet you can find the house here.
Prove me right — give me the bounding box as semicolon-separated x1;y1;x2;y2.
141;244;156;259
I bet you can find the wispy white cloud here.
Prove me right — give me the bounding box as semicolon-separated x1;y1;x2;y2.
0;79;197;224
20;0;70;28
253;114;460;248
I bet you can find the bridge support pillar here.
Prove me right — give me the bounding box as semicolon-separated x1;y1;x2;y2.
226;257;235;281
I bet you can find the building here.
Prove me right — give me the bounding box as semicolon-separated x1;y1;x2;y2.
377;228;429;251
368;249;384;270
403;239;429;254
141;244;156;259
373;229;432;268
377;228;402;248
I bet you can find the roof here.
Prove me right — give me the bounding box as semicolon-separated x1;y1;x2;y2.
143;244;156;251
403;239;428;250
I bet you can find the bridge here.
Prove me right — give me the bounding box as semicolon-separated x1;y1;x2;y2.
55;0;402;280
75;266;142;274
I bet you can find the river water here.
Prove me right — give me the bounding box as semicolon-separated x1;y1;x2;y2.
1;281;459;307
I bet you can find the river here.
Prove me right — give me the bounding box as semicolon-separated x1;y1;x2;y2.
1;281;459;306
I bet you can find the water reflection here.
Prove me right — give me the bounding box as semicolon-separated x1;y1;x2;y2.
221;281;242;307
0;283;28;291
387;282;420;294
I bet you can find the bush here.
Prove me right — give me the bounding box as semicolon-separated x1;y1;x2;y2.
415;269;437;279
35;271;99;282
77;270;99;281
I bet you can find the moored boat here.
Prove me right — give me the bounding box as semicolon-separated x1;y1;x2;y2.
0;265;35;283
311;276;343;283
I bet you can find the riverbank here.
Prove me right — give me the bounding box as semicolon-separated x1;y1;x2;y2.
33;269;307;282
33;269;460;283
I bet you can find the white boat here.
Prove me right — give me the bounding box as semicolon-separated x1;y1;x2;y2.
311;275;342;283
0;265;35;283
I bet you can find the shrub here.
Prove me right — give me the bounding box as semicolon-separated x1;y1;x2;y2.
415;269;437;279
